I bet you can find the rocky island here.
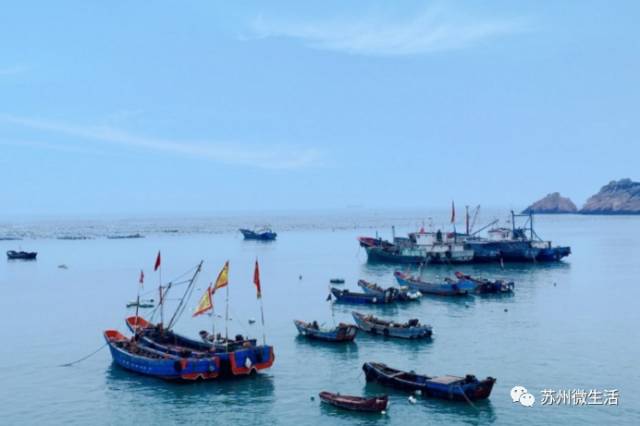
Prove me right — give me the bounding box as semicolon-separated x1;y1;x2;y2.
522;192;578;214
581;178;640;214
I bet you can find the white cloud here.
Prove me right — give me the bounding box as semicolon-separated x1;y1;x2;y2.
248;6;526;56
0;115;321;170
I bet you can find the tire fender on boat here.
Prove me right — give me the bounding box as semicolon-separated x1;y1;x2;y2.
383;328;390;336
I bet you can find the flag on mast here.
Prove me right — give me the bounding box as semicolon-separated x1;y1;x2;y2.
451;201;456;224
193;284;213;317
154;251;161;271
213;261;229;292
253;260;262;299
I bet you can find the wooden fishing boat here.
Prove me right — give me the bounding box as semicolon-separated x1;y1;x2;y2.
104;330;220;381
319;391;388;412
454;272;514;294
394;271;474;296
330;288;395;304
239;227;277;241
329;278;345;284
126;316;274;377
294;320;357;342
6;250;37;260
352;312;432;339
357;280;421;301
362;362;496;401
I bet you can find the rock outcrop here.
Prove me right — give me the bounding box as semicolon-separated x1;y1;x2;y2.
581;179;640;214
522;192;578;214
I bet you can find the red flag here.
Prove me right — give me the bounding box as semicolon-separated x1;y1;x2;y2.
139;270;144;286
253;260;262;299
451;201;456;224
154;251;161;271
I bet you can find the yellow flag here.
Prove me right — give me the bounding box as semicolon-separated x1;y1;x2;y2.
213;261;229;292
193;285;213;317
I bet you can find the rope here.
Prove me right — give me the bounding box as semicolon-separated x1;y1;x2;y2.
59;342;108;367
457;384;478;410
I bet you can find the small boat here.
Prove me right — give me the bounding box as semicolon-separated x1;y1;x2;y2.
126;299;154;308
454;272;514;294
329;278;345;284
56;235;91;240
352;312;432;339
107;233;144;239
319;391;388;412
358;280;421;301
394;271;474;296
294;320;357;342
362;362;496;401
330;288;395;304
104;330;220;381
239;227;277;241
6;250;37;260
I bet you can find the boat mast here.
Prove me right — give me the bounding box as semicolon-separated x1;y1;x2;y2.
225;281;229;351
465;205;470;235
167;261;203;330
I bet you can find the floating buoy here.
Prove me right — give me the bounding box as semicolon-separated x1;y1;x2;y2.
310;396;315;401
408;396;417;404
414;390;422;396
58;264;68;269
381;410;387;415
553;282;557;286
299;275;303;280
464;302;470;308
248;318;256;324
504;308;508;312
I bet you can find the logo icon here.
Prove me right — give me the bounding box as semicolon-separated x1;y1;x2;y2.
511;385;535;407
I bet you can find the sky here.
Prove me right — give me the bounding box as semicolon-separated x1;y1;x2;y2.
0;1;638;216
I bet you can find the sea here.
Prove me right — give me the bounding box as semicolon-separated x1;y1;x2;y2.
1;209;638;425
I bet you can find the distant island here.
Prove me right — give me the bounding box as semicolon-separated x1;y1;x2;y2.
523;192;577;214
523;178;640;215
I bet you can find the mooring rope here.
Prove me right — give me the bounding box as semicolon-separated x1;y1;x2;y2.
59;342;108;367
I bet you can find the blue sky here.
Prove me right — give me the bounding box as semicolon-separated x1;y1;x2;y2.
1;1;638;215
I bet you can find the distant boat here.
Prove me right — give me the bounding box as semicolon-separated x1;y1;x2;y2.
57;235;91;240
363;362;496;402
329;278;345;284
239;227;277;241
454;272;515;294
394;271;474;296
330;288;395;305
126;299;154;308
319;391;388;413
0;237;22;241
352;312;432;339
107;233;144;239
104;330;220;381
294;320;357;342
6;250;37;260
357;279;421;301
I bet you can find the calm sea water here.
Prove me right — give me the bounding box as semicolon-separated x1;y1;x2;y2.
1;212;639;425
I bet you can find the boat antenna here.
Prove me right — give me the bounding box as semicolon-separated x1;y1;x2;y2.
167;260;203;330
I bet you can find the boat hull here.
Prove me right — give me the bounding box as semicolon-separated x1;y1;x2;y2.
239;229;277;241
6;250;37;260
352;312;432;339
394;272;473;296
331;288;394;304
319;391;388;412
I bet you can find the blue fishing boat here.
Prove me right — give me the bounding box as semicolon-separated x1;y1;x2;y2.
6;250;37;260
362;362;496;401
454;272;514;294
330;287;395;304
126;316;274;377
294;320;358;342
357;279;421;301
394;271;474;296
352;312;432;339
104;330;220;381
239;227;277;241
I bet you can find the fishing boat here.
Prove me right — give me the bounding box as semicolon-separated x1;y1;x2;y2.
362;362;496;401
126;299;154;308
454;272;514;294
352;312;432;339
319;391;388;412
6;250;37;260
125;259;275;377
104;330;220;381
357;280;421;301
330;288;395;304
239;227;277;241
329;278;345;284
394;271;474;296
107;233;144;239
294;320;358;342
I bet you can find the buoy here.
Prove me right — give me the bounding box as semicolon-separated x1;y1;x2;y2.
504;308;508;312
299;275;303;280
553;282;557;286
310;396;315;401
248;318;256;324
464;302;470;308
381;410;387;415
415;390;422;396
408;396;417;404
